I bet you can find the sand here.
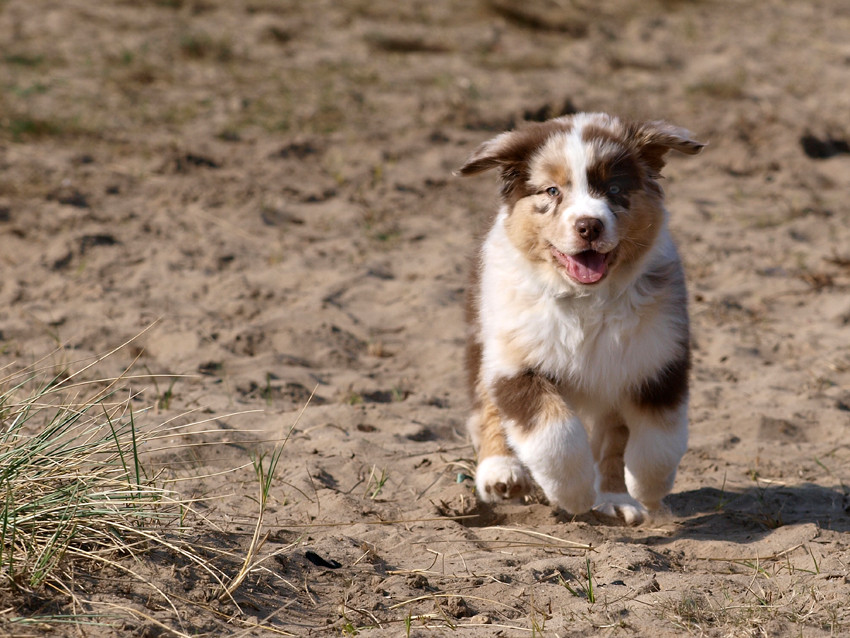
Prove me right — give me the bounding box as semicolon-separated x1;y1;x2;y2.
1;0;849;635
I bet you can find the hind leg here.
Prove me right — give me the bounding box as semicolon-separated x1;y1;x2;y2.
622;402;688;512
469;397;532;502
590;415;648;525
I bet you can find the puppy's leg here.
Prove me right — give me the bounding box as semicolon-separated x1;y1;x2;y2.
621;401;688;512
493;371;595;514
470;397;532;502
590;417;648;525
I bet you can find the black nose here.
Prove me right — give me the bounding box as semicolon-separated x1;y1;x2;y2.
575;217;603;242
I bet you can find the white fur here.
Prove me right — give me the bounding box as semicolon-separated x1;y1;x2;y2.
558;191;619;254
475;455;532;502
560;124;620;253
623;402;689;509
507;416;596;514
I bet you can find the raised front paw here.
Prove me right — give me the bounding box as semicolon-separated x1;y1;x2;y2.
475;455;533;502
592;492;649;526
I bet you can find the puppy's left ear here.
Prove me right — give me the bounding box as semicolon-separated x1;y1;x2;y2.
455;131;517;177
633;121;706;174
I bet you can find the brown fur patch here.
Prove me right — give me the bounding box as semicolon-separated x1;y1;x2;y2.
632;345;691;410
609;189;666;270
503;197;554;264
581;121;628;149
492;369;567;434
465;338;482;406
585;147;642;206
625;120;706;175
532;137;573;191
474;396;514;459
541;158;569;190
464;250;483;406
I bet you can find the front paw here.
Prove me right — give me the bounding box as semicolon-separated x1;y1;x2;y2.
548;482;596;515
475;455;533;502
592;492;649;525
531;457;596;515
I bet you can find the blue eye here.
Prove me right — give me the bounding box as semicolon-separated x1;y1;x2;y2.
546;186;560;197
608;184;622;195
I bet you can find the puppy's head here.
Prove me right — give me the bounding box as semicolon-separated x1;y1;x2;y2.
459;113;704;288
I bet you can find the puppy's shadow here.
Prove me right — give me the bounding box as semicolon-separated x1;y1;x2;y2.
646;483;850;545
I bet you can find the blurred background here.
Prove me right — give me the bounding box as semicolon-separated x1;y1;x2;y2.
1;0;848;412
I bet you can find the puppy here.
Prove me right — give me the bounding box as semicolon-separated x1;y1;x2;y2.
459;112;704;524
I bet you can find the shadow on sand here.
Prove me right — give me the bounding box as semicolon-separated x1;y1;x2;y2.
645;482;850;545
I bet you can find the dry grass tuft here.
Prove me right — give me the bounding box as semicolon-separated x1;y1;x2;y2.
0;354;238;633
0;365;177;594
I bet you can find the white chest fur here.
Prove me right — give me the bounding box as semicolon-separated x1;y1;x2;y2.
478;213;685;408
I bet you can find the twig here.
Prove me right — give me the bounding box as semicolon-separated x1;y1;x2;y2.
482;526;595;550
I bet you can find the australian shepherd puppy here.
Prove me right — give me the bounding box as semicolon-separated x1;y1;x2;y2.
459;112;705;524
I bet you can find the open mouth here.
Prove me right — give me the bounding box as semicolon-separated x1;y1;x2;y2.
551;246;609;285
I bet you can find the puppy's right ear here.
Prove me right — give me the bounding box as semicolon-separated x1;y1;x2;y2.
456;122;566;202
455;131;516;176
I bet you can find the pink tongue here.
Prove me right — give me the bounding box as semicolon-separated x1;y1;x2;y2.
566;251;607;284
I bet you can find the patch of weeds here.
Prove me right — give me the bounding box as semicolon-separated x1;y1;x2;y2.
218;446;282;600
178;31;233;62
309;99;346;134
365;465;388;500
747;477;784;530
805;545;820;575
216;127;242;142
715;471;730;511
158;379;176;410
5;117;61;141
0;343;307;633
372;228;402;245
558;557;596;603
528;591;551;636
345;391;363;406
4;53;44;67
10;83;49;98
664;592;720;630
1;111;97;142
261;372;274;406
143;368;178;411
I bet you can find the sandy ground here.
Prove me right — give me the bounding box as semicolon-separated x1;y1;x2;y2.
2;0;850;635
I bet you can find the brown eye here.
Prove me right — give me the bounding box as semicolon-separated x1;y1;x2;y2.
546;186;560;197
